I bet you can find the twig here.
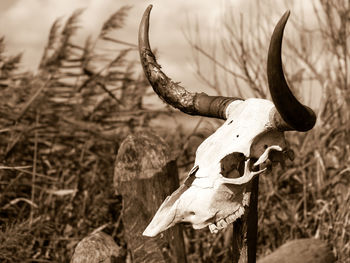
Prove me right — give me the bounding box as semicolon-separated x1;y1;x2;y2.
30;112;39;226
102;36;137;48
15;77;52;122
192;44;249;83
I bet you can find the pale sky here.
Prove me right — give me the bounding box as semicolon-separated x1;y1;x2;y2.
0;0;315;94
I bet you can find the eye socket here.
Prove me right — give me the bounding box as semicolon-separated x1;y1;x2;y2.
236;135;239;138
228;120;233;125
264;144;268;149
220;152;246;178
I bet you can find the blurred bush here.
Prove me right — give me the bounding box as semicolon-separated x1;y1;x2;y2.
0;6;164;262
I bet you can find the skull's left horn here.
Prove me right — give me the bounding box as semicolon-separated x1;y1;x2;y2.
139;5;240;120
267;11;316;131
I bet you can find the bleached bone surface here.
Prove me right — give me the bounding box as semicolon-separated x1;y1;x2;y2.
143;99;290;237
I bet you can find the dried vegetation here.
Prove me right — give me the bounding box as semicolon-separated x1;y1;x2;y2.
0;6;154;262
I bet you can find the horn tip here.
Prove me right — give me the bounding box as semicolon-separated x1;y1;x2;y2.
141;5;153;23
142;4;153;19
280;10;291;25
139;4;154;51
299;108;317;131
146;4;153;12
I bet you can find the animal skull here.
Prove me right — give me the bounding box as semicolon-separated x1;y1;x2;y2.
138;5;316;237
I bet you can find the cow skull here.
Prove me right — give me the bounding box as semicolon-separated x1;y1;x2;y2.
138;5;316;237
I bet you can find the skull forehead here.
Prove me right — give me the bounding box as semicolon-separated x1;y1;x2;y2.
195;98;277;165
225;98;274;121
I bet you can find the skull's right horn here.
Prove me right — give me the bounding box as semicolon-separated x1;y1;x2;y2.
267;11;316;131
138;5;240;120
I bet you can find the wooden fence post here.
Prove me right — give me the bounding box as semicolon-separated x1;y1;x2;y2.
114;130;187;263
232;177;259;263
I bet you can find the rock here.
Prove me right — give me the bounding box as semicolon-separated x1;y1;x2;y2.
71;232;125;263
257;238;336;263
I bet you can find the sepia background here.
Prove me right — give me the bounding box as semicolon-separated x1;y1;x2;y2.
0;0;349;262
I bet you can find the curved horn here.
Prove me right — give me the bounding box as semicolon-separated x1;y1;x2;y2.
267;11;316;132
139;5;240;119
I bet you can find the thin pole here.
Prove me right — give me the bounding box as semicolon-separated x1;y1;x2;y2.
232;176;259;263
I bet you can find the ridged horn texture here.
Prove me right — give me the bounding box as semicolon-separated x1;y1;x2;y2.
267;11;316;132
138;5;240;120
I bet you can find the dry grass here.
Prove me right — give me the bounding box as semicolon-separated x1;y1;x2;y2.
0;6;156;262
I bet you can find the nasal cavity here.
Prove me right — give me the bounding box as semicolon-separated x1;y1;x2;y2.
220;152;245;178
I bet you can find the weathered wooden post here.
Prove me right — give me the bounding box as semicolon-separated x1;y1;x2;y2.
113;130;187;262
232;177;259;263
